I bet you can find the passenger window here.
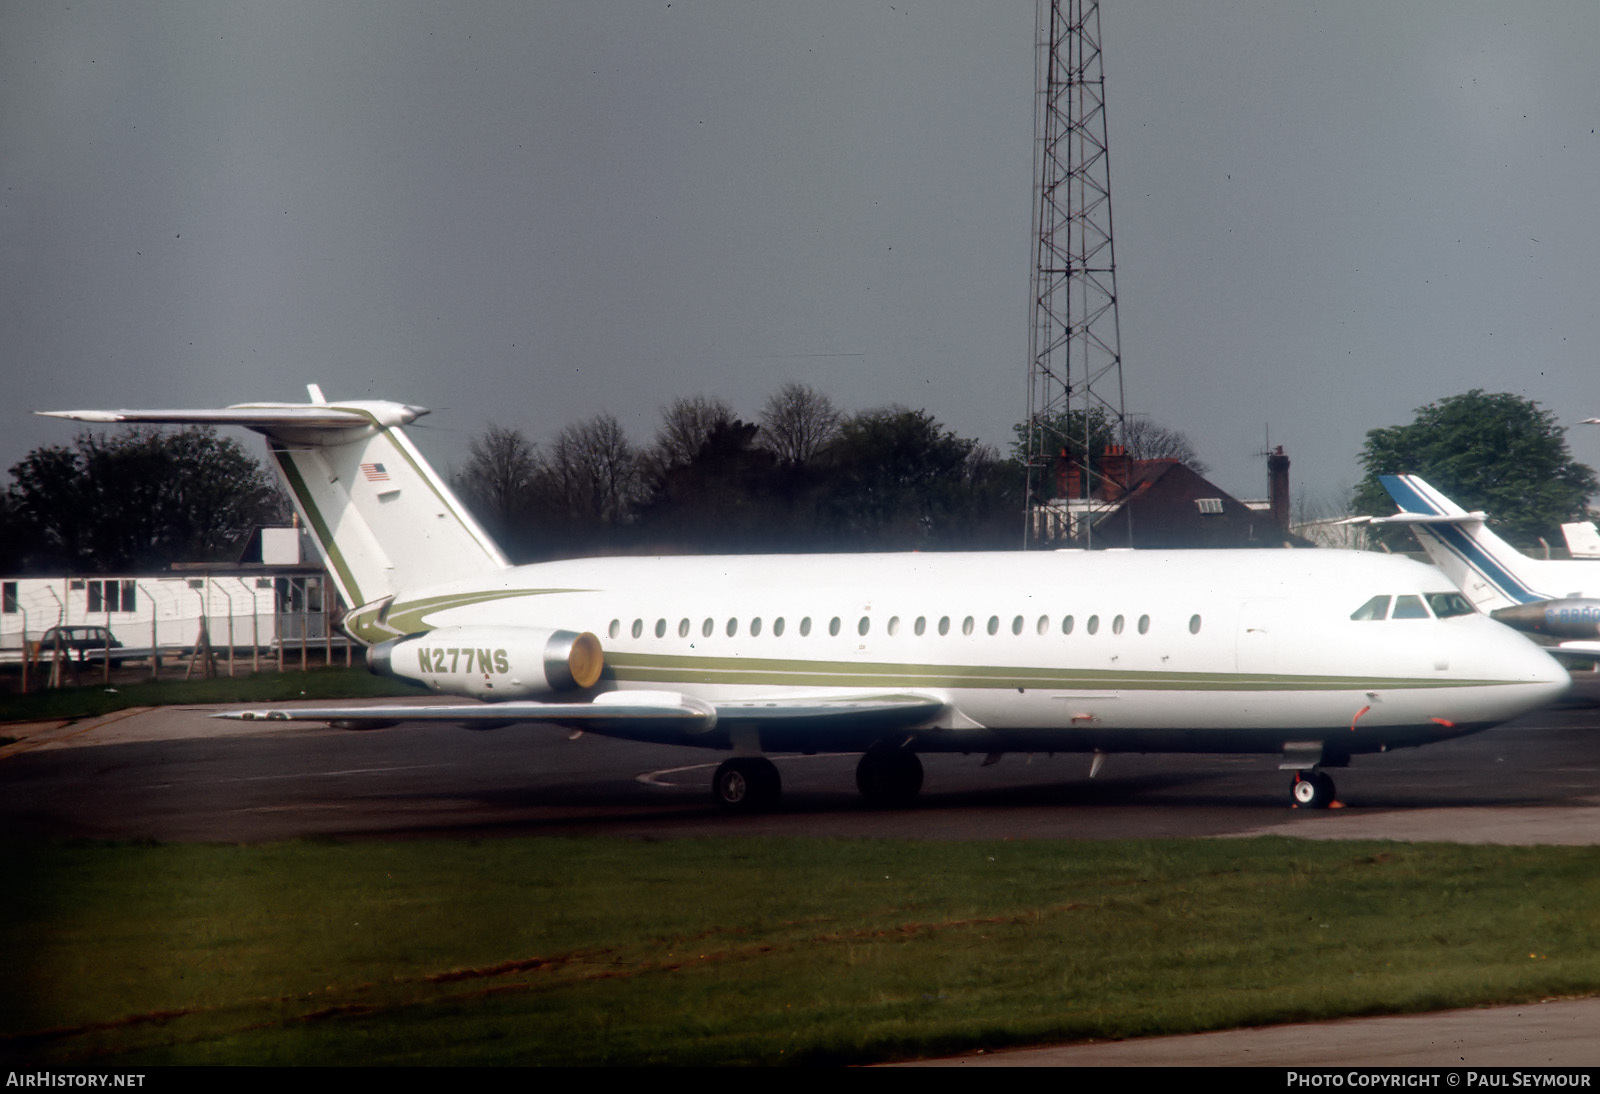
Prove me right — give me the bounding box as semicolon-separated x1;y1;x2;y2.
800;616;812;636
679;618;691;638
858;616;870;636
829;617;841;637
1350;595;1391;621
1012;615;1024;636
1138;614;1150;635
608;619;620;639
751;617;762;636
1112;614;1124;635
887;616;900;636
962;616;975;636
726;618;738;637
774;617;785;637
938;616;951;636
655;619;666;638
1392;595;1429;620
631;619;643;639
1427;593;1475;618
702;618;714;637
1087;615;1100;635
1062;615;1074;635
914;616;926;636
987;616;999;636
1189;614;1202;634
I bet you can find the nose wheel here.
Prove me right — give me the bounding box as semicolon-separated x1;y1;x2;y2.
1291;770;1336;809
712;757;782;813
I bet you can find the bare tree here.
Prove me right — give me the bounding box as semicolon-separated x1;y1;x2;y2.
454;423;539;533
1292;485;1369;550
539;413;642;525
1123;417;1209;475
759;382;842;465
650;395;736;473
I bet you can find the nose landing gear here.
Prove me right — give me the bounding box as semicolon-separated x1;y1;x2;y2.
1291;770;1336;809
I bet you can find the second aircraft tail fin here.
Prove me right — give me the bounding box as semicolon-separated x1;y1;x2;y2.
1376;474;1548;611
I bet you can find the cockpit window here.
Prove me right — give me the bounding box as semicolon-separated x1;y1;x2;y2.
1350;595;1391;621
1392;594;1429;619
1426;592;1475;618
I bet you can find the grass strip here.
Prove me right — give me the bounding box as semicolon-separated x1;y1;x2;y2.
0;667;421;723
3;836;1598;1066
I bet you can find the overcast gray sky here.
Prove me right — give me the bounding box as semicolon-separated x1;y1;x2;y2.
5;1;1599;513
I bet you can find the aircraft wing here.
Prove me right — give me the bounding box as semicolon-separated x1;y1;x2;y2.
212;690;949;742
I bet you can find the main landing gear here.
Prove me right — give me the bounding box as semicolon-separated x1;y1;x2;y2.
855;743;924;807
1291;770;1336;809
712;757;782;813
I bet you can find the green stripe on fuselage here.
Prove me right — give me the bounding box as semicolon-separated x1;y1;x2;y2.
380;588;597;635
602;651;1506;692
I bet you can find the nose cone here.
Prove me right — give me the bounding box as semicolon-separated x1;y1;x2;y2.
1448;617;1571;723
1505;634;1571;707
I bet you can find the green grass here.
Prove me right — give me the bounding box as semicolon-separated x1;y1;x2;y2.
0;667;421;724
4;836;1599;1065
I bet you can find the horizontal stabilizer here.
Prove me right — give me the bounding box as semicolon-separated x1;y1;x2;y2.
37;399;431;445
39;406;382;429
41;392;507;616
1376;473;1549;610
1343;511;1489;526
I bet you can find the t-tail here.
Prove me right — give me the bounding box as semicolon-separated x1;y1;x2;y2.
37;385;508;639
1375;474;1548;612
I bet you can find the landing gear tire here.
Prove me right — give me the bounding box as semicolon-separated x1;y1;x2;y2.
1291;770;1335;809
855;744;924;807
713;758;782;813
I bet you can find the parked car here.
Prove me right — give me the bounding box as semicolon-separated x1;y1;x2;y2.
35;626;128;667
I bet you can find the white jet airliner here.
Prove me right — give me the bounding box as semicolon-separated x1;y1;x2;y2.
40;391;1568;810
1370;474;1600;656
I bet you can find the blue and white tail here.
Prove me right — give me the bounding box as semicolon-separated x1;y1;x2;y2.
1377;474;1553;611
38;386;508;635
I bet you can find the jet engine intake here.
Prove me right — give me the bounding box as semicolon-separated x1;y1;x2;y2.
1491;599;1600;640
369;625;604;699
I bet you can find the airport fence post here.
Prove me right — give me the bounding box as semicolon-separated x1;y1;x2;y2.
45;586;63;689
140;583;158;681
18;606;27;695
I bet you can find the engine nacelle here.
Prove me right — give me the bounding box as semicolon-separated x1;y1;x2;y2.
369;626;604;699
1491;599;1600;640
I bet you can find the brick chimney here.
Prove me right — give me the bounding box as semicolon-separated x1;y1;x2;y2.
1268;445;1291;533
1099;444;1130;502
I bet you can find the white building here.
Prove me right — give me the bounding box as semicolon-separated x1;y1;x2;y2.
0;527;341;663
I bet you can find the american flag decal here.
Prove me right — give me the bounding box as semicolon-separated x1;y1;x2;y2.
361;462;390;482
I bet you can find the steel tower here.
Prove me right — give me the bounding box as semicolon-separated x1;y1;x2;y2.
1023;0;1126;546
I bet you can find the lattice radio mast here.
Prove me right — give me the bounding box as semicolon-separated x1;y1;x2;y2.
1023;0;1126;546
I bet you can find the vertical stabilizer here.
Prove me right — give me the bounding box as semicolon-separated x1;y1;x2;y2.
1378;475;1548;610
1562;521;1600;559
37;394;509;629
267;414;508;611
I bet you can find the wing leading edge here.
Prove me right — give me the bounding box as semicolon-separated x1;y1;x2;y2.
212;691;951;746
